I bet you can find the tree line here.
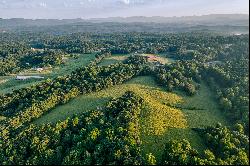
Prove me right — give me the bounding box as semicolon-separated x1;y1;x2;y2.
0;55;147;139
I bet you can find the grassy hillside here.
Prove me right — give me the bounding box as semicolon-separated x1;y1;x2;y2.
177;82;229;128
33;75;228;161
34;76;185;127
141;82;229;160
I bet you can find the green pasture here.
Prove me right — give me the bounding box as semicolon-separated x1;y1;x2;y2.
0;54;96;94
33;75;228;162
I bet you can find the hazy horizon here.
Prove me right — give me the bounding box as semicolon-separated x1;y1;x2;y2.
1;13;249;20
0;0;249;19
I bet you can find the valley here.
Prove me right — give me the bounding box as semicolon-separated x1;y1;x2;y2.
0;22;249;165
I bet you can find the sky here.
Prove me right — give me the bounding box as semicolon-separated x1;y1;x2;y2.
0;0;249;19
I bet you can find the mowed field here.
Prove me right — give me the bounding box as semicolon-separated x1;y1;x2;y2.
33;75;228;161
0;54;96;94
98;54;130;66
98;53;175;66
141;53;176;64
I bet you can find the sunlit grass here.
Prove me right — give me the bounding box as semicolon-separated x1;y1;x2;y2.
32;75;228;163
139;89;187;136
140;82;229;161
33;76;187;133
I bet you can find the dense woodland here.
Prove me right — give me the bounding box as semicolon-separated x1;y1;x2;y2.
0;30;249;165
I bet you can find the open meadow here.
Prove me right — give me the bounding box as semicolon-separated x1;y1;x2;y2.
33;75;229;161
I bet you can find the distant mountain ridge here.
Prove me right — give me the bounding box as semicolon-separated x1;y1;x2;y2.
0;14;248;34
0;14;249;27
89;14;249;25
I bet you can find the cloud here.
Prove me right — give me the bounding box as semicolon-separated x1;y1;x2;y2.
0;0;248;18
121;0;130;5
39;2;47;8
0;0;152;9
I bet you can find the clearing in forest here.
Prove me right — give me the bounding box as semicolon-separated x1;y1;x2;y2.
33;76;228;162
98;53;175;66
141;82;229;160
98;54;130;66
0;54;96;94
34;76;187;134
141;53;175;64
